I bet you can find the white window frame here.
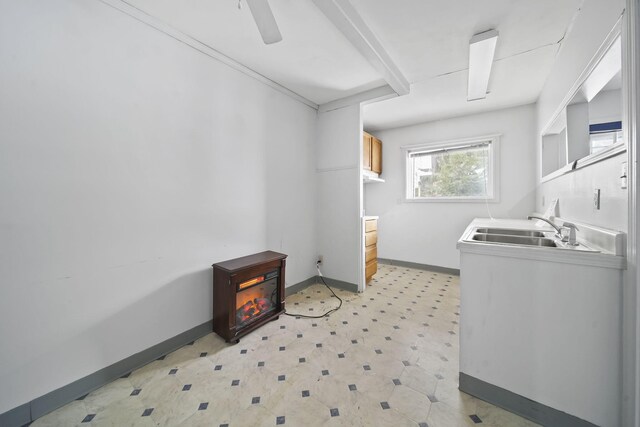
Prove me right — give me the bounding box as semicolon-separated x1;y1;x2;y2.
402;134;501;203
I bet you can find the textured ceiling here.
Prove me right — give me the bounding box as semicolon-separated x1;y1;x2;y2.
124;0;386;105
357;0;583;130
121;0;583;129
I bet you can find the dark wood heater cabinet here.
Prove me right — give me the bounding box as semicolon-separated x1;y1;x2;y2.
212;251;287;343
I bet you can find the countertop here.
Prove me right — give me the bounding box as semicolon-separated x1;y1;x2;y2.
457;218;626;269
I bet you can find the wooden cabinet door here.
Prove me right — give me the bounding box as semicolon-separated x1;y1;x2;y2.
371;136;382;174
363;132;372;171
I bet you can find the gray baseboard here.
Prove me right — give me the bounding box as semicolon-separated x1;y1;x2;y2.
1;276;327;427
285;276;317;296
286;276;358;295
459;372;598;427
0;320;213;427
320;276;358;293
378;258;460;276
0;403;30;427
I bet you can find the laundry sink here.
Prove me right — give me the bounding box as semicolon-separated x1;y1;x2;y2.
475;228;546;237
472;234;557;247
462;225;601;252
458;218;625;427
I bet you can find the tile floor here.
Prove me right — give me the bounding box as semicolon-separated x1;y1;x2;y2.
31;264;539;427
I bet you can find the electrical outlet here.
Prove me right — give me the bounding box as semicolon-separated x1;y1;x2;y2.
594;188;601;210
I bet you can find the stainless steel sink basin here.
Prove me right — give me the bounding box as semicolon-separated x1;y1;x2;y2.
472;234;557;247
459;224;602;253
475;228;545;237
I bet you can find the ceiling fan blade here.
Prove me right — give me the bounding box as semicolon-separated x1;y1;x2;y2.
245;0;282;44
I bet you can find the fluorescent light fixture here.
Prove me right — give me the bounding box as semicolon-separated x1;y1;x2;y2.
468;29;499;101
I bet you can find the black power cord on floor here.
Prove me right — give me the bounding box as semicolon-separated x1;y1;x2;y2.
283;263;343;318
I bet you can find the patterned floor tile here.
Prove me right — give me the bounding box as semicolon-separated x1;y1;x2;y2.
29;264;539;427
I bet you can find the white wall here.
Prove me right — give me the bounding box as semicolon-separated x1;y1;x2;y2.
566;102;591;162
0;0;317;414
364;104;537;270
590;88;623;124
265;112;318;283
536;0;626;231
542;130;567;176
315;105;362;286
540;156;627;231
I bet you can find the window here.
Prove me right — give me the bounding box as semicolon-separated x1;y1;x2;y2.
404;135;499;202
589;121;623;154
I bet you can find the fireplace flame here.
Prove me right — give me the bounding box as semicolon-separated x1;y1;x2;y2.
236;285;274;326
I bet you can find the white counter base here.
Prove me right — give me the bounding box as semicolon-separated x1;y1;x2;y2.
458;218;624;427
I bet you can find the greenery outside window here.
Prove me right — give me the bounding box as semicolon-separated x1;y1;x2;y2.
404;135;500;202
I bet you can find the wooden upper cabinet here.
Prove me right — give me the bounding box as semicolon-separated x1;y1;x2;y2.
363;132;372;171
371;136;382;174
362;131;382;175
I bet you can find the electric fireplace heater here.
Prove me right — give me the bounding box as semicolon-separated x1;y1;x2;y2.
212;251;287;342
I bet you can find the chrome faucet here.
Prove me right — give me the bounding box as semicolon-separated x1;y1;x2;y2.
527;215;563;236
527;215;579;245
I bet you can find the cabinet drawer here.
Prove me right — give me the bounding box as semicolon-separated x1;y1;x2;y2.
365;259;377;279
365;246;377;263
365;231;377;247
365;219;377;232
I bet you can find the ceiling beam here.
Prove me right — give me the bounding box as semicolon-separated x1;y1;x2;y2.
311;0;410;96
318;85;397;113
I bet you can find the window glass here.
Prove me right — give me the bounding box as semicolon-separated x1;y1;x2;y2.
406;138;497;201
